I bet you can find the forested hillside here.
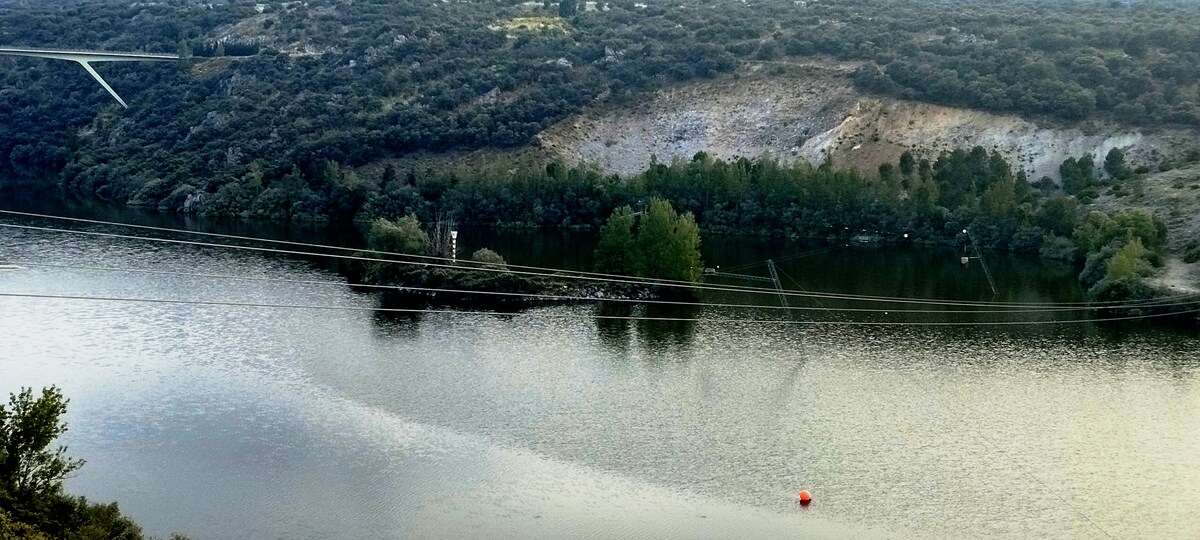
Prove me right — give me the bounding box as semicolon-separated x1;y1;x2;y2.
2;0;1199;219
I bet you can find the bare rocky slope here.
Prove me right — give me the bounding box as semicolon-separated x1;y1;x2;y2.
537;63;1197;181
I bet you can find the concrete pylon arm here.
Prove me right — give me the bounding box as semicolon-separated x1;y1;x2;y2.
0;47;177;108
77;60;128;108
0;47;177;62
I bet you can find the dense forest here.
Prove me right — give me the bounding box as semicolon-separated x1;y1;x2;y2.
3;0;1200;201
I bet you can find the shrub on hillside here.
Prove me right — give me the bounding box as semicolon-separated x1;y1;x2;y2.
367;216;429;255
470;248;507;270
1039;234;1079;262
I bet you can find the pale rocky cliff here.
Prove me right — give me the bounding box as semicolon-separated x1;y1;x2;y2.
537;63;1195;181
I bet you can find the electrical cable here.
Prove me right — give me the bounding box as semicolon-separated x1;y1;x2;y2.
0;209;725;287
20;260;1178;314
2;292;1197;326
775;264;845;322
5;210;1196;308
0;213;1150;538
5;220;1198;310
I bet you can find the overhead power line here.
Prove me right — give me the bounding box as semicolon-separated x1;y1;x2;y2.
4;215;1198;309
7;209;1195;308
25;260;1191;314
0;214;1136;540
1;292;1198;326
0;209;718;287
0;210;991;304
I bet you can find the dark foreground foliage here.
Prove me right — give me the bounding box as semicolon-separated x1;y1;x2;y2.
0;387;187;540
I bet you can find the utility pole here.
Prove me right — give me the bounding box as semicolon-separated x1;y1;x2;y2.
703;261;789;309
961;227;998;296
766;259;788;309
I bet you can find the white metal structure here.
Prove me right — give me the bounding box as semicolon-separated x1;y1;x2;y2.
0;47;178;108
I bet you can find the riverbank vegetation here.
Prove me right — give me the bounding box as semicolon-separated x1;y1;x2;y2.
0;386;183;540
595;199;702;282
356;199;702;302
1075;208;1167;302
319;148;1169;304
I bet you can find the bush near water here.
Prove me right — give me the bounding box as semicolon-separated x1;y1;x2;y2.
0;387;190;540
357;200;703;302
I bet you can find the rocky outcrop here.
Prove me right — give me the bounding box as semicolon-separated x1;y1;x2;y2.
538;63;1196;181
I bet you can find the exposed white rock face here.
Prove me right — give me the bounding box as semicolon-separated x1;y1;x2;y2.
538;65;1193;181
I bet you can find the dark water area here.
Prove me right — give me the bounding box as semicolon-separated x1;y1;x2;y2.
0;183;366;246
2;183;1079;298
3;184;1200;539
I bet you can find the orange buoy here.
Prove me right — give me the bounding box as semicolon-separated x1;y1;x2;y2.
797;490;812;506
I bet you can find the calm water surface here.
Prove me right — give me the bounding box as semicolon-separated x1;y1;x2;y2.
1;198;1198;539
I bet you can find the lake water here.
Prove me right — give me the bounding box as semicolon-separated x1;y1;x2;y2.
1;194;1198;539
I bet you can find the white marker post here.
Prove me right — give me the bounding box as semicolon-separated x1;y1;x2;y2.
450;230;458;263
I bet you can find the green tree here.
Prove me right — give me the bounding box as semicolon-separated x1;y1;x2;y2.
0;508;51;540
1060;155;1096;194
0;387;154;539
1014;170;1032;204
983;175;1015;217
0;387;83;506
1073;208;1166;255
878;163;902;202
912;178;939;214
1113;207;1167;252
898;150;916;181
1104;147;1129;180
380;165;397;190
1073;211;1119;253
367;216;429;255
595;201;702;282
1086;236;1158;301
1035;195;1079;236
1105;237;1147;281
667;210;703;283
1039;234;1079;262
594;206;637;275
636;199;702;282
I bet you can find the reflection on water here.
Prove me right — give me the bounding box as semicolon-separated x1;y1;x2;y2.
595;303;634;353
636;304;700;353
370;310;425;339
594;303;702;354
1;197;1199;539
